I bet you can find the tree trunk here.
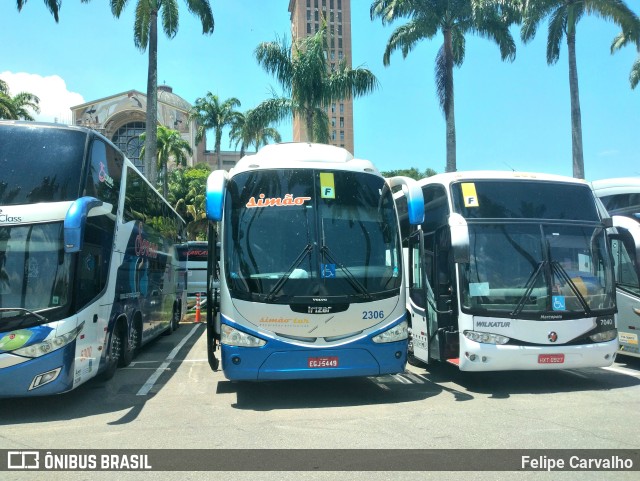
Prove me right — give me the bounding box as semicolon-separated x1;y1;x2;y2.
216;132;222;170
444;29;457;173
567;32;584;179
144;9;159;185
305;109;314;143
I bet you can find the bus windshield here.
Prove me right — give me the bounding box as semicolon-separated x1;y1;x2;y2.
0;223;71;327
224;169;401;303
451;180;614;318
0;126;86;204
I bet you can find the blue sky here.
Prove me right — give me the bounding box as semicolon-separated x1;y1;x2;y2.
1;1;638;180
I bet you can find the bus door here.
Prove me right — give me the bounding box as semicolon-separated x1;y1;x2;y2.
433;227;459;360
609;228;640;356
206;223;220;371
408;229;433;364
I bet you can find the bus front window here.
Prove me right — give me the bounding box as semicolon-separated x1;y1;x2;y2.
461;223;615;318
0;223;71;329
224;169;402;303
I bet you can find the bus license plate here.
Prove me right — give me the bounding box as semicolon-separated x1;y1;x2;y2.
538;354;565;364
308;356;339;368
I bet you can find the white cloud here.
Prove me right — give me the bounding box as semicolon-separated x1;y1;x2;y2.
0;71;84;124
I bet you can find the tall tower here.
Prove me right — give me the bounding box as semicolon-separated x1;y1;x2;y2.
288;0;354;154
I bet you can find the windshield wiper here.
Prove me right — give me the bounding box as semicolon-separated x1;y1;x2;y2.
511;261;545;317
551;261;592;316
265;243;314;302
0;307;48;327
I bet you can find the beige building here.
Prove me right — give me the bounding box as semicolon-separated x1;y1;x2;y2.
288;0;354;154
71;85;241;175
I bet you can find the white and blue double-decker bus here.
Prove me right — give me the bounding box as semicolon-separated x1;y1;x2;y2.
204;142;423;380
0;121;186;397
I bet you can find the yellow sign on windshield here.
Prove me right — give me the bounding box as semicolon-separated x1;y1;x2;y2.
320;173;335;199
461;183;479;208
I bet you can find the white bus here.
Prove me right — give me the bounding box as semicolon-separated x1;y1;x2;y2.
204;143;424;380
592;177;640;358
396;171;640;371
0;121;187;397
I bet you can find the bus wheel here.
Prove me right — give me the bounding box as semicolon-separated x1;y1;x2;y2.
101;326;123;381
121;321;140;367
171;304;181;331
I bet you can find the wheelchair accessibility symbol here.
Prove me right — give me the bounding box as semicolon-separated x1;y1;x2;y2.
552;296;566;311
321;263;336;278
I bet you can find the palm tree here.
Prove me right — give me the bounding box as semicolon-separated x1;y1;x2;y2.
253;25;378;144
611;31;640;89
16;0;71;22
229;109;282;158
521;0;640;179
371;0;519;173
140;124;192;198
0;79;40;120
189;93;242;170
109;0;214;185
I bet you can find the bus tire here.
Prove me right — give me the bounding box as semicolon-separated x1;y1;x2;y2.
101;324;123;381
121;318;140;367
171;303;181;331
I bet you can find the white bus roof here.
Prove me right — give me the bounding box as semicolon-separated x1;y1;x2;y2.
415;170;589;187
230;142;380;176
591;177;640;196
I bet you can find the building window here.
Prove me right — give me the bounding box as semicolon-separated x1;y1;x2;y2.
338;37;342;49
307;0;310;6
331;117;336;127
340;103;344;113
315;10;318;21
340;131;344;141
332;130;336;140
307;22;311;34
307;10;311;21
338;50;343;60
338;24;342;35
331;103;336;113
340;117;344;128
337;0;342;10
112;121;145;172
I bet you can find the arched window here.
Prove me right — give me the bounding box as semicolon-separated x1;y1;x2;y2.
111;121;146;172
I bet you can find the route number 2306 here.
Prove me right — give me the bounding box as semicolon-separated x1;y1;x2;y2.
362;310;384;320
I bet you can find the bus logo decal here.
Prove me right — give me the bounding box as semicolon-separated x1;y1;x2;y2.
245;194;312;208
135;222;159;258
548;331;558;342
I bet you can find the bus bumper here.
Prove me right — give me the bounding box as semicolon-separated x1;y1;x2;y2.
0;343;76;398
457;337;618;371
220;328;408;381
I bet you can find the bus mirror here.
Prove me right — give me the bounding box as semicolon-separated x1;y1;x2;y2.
449;213;470;263
63;196;104;253
611;215;640;263
386;176;425;225
206;170;228;222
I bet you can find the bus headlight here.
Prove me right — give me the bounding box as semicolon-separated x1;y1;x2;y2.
589;329;617;343
464;330;510;345
13;322;85;358
221;325;266;347
372;320;408;343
